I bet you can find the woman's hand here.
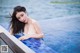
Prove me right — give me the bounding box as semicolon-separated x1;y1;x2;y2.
18;35;30;40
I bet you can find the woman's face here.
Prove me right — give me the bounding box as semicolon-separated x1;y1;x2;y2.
16;11;28;23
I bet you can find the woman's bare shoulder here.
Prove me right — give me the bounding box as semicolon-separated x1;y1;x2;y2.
31;18;37;23
29;18;37;24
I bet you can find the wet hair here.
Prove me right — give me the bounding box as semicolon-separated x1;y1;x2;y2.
10;6;27;35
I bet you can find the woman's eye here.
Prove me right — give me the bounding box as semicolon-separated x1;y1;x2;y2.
21;14;24;17
18;17;20;19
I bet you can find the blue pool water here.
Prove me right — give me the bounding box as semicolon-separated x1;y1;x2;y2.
0;0;80;53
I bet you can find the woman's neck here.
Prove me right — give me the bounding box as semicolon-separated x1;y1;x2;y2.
26;18;32;24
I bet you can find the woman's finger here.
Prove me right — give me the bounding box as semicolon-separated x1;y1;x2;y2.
18;37;23;40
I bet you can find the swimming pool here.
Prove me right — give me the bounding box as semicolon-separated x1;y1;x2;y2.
0;0;80;53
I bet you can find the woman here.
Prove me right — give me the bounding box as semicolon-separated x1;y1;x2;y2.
10;6;56;53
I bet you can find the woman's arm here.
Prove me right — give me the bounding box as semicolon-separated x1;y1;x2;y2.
18;20;44;40
30;21;44;38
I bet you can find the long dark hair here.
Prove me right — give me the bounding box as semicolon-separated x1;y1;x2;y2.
10;6;27;35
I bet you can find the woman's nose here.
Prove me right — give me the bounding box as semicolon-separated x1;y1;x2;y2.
22;17;25;21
